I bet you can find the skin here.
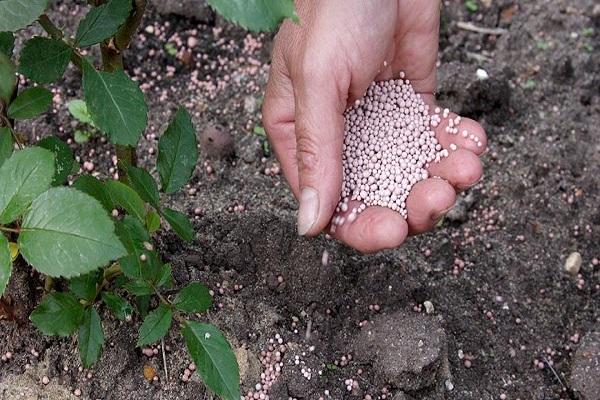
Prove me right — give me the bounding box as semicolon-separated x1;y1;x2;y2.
262;0;487;253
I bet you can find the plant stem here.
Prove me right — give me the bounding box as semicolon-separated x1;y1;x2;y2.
115;0;147;50
38;14;83;69
37;14;64;39
0;226;19;234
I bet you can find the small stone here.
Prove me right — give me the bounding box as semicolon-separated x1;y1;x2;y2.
199;125;235;160
564;252;582;276
187;36;198;48
423;300;435;314
143;364;156;381
476;68;489;80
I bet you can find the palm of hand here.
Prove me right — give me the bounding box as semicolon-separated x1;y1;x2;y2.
263;0;487;253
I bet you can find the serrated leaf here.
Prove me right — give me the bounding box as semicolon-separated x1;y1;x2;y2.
18;37;72;84
206;0;297;32
162;207;194;242
82;61;147;146
137;304;172;347
0;147;54;224
182;321;240;400
0;234;12;297
0;127;13;167
125;280;153;296
69;271;100;301
29;292;84;336
157;108;198;193
78;308;104;368
155;263;172;288
0;32;15;57
75;0;132;47
37;136;74;186
120;250;160;281
101;292;132;320
114;215;149;253
0;52;15;102
7;87;52;120
145;210;160;233
19;187;127;278
106;180;146;222
68;99;94;125
173;282;212;314
0;0;49;32
72;175;114;213
126;165;159;208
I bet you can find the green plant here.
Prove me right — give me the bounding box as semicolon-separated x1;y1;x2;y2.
0;1;296;399
464;0;479;13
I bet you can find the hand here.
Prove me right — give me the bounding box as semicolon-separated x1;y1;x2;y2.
262;0;487;253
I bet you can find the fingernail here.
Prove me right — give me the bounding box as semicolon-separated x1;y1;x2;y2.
433;205;454;223
298;187;319;236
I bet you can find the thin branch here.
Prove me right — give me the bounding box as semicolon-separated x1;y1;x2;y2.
161;338;169;382
38;14;64;39
0;226;19;234
115;0;147;50
457;21;508;36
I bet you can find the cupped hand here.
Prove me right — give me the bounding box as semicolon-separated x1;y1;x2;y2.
262;0;487;253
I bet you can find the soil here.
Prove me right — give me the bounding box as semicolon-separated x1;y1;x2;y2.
1;0;599;399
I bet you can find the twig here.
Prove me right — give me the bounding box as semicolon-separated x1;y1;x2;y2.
305;318;312;340
457;21;508;36
161;338;169;382
542;356;567;391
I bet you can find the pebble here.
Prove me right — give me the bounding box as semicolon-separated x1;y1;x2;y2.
564;251;582;276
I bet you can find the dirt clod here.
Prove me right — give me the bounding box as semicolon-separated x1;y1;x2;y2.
353;312;448;392
571;331;600;400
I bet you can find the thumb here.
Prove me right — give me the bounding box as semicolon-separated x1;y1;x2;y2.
293;66;346;236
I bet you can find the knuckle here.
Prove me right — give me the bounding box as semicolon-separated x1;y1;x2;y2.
295;134;321;176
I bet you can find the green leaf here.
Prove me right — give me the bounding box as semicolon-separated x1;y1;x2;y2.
125;280;153;296
0;127;13;168
206;0;297;32
72;175;114;213
77;308;104;368
75;0;132;47
7;87;52;120
82;61;148;146
30;292;84;336
106;180;147;221
162;207;194;242
68;99;94;125
0;52;15;102
101;292;133;320
18;37;72;84
137;304;172;347
155;263;173;288
157;108;198;193
0;32;15;57
120;250;160;281
465;0;479;12
37;136;74;186
126;165;160;208
145;210;160;233
114;215;149;253
74;130;92;143
0;0;49;32
69;271;100;301
19;187;127;278
173;282;212;314
0;233;12;297
182;321;240;400
0;147;54;224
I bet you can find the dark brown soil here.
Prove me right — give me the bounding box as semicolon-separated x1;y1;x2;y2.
1;1;599;399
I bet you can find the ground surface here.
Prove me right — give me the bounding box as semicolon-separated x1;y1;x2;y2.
1;0;599;399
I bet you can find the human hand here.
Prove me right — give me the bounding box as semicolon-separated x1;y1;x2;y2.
262;0;487;253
